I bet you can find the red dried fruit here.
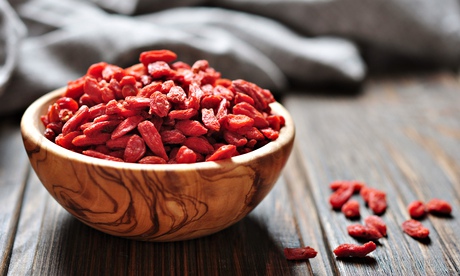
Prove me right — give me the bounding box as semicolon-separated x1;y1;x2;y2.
206;145;237;161
82;149;124;162
333;241;376;258
360;187;387;215
183;136;214;155
175;120;208;137
283;246;318;260
330;180;364;192
175;146;197;164
402;219;430;239
137;121;168;161
407;200;427;219
124;134;146;163
201;108;220;132
364;215;387;236
347;224;383;241
329;182;354;210
150;91;171;117
426;198;452;216
341;200;360;219
61;105;90;135
42;49;285;163
139;49;177;66
368;190;387;215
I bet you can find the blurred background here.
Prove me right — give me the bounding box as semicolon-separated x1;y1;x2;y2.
1;0;460;115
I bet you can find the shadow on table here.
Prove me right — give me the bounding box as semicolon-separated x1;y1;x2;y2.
55;213;295;275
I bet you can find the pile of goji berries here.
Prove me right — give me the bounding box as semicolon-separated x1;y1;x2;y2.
41;50;285;164
283;180;453;261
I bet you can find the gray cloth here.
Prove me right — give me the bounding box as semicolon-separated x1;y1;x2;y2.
1;0;460;115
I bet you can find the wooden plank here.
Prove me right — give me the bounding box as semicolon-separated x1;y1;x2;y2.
283;72;460;274
0;116;30;275
9;161;322;275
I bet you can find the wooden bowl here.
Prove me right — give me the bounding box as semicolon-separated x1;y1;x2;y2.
21;88;295;242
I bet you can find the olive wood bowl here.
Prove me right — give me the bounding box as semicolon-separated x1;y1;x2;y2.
21;88;295;242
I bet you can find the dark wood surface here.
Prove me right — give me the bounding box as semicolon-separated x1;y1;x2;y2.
1;72;460;275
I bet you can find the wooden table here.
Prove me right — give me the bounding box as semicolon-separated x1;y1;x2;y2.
1;72;459;275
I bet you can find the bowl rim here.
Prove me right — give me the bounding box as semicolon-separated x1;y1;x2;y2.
21;88;295;172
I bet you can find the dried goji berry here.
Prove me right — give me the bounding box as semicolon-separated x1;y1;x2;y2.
360;186;387;215
402;219;430;239
124;134;146;163
175;146;197;164
175;120;208;137
42;49;285;164
168;108;198;120
150;91;171;117
364;215;387;236
283;246;318;260
333;241;376;258
347;223;383;241
138;155;167;164
111;115;144;139
183;136;214;155
82;149;124;162
368;190;387;215
137;120;168;161
426;198;452;216
407;200;427;219
206;145;237;161
62;105;90;135
341;200;360;219
201;108;220;132
330;180;364;193
329;182;354;210
139;49;177;66
161;129;186;144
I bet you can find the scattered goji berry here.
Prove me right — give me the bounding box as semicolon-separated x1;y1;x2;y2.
402;219;430;239
329;182;354;210
341;200;360;219
426;198;452;216
284;246;318;260
360;187;387;215
333;241;376;258
407;200;427;219
347;223;383;241
364;215;387;236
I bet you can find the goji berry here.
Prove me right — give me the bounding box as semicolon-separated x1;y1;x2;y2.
329;182;354;210
138;120;168;161
183;136;214;155
206;145;237;161
364;215;387;236
42;49;285;163
150;91;171;117
175;146;197;164
402;219;430;239
333;241;376;258
82;149;123;162
62;105;90;135
426;198;452;216
347;223;383;241
111;115;144;139
175;120;208;137
407;200;427;219
341;200;360;219
124;134;146;163
283;246;318;260
139;49;177;66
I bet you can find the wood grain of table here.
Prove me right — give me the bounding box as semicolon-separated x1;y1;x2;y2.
1;72;459;275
